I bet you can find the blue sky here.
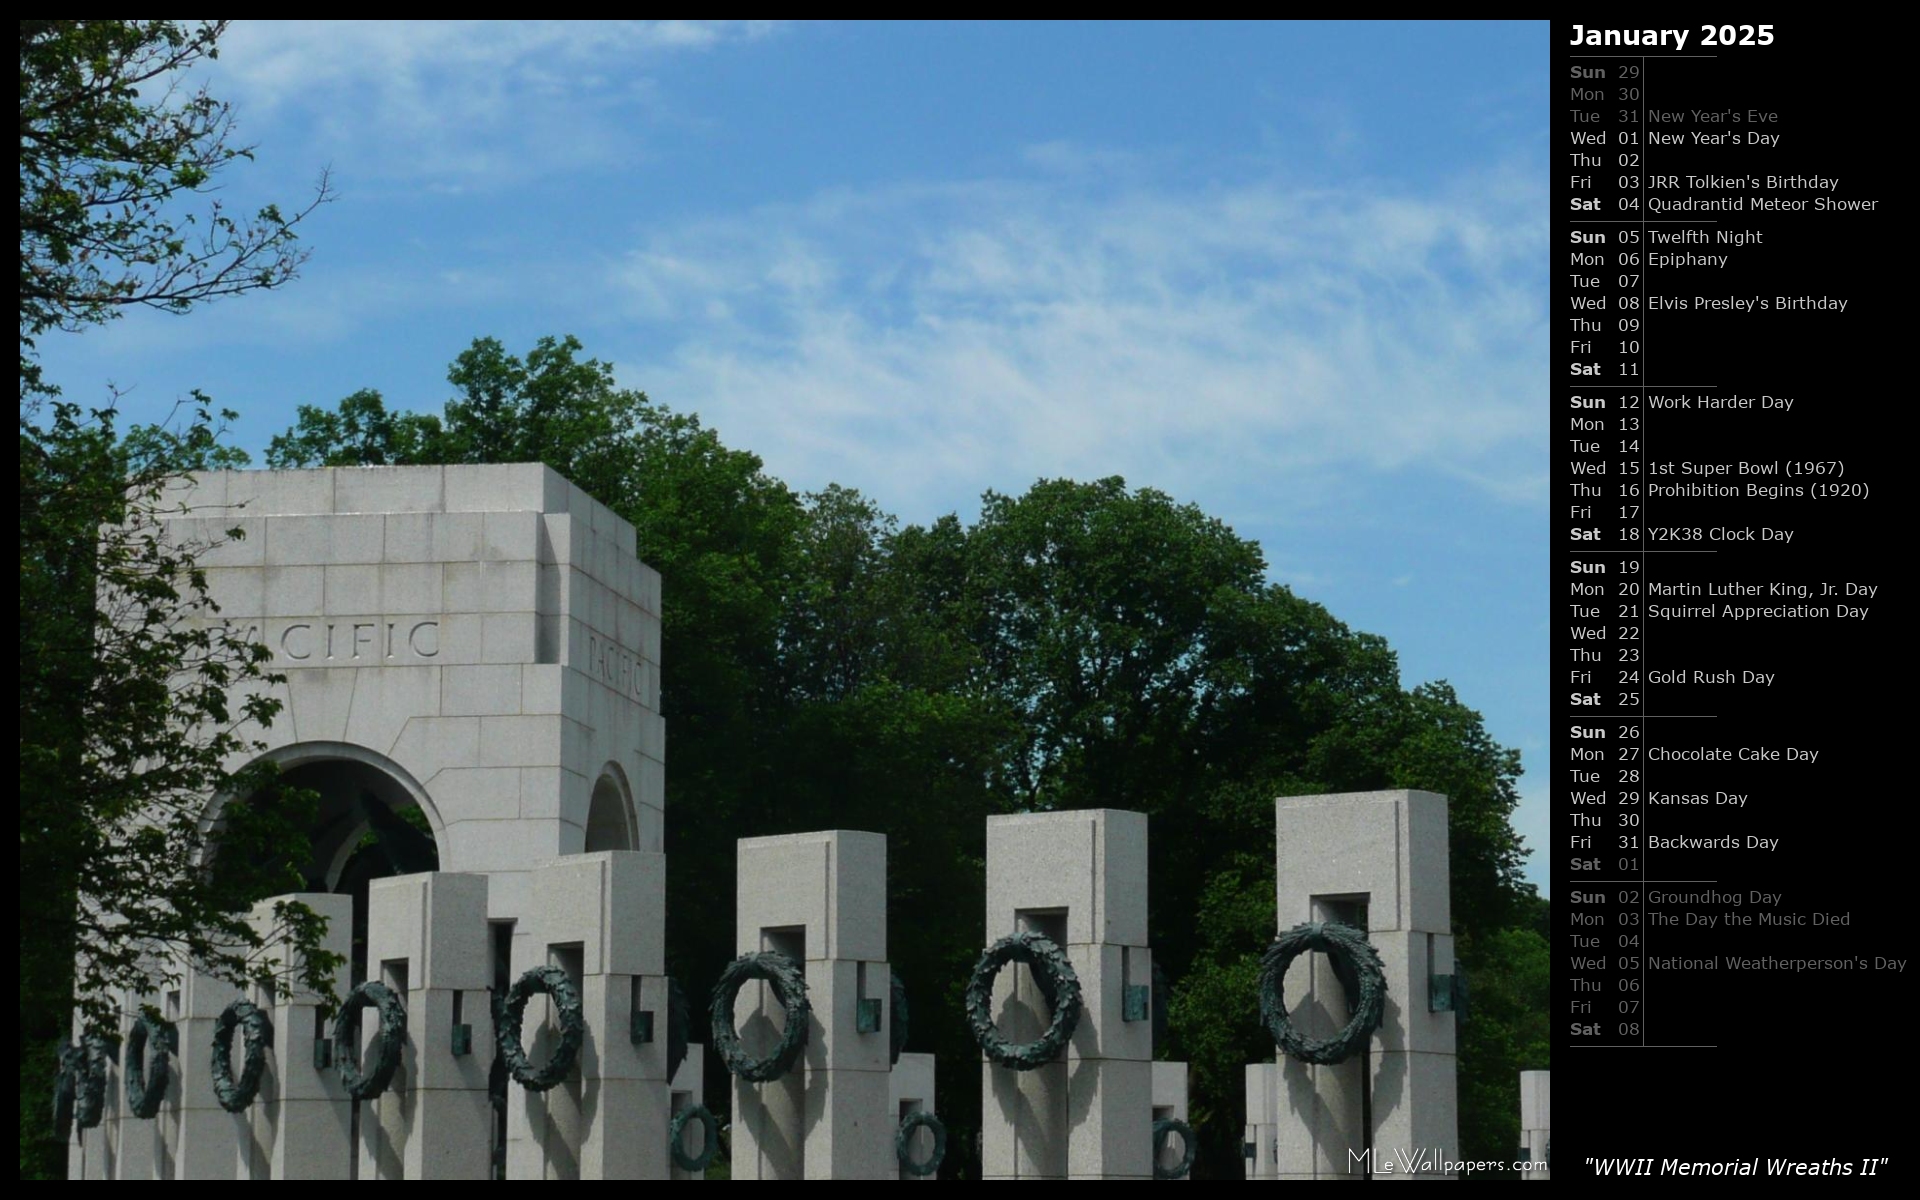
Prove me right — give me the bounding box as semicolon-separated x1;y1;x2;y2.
37;21;1550;889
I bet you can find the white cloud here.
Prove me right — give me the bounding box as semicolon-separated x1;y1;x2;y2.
208;21;780;184
611;159;1547;519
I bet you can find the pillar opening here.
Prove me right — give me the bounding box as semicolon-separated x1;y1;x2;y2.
489;920;514;1181
1010;908;1067;1047
585;766;636;852
220;747;441;986
746;926;806;1062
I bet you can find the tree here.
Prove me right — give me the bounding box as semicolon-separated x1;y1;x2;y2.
261;388;447;468
21;408;341;1018
20;21;333;1178
20;402;340;1176
19;20;330;396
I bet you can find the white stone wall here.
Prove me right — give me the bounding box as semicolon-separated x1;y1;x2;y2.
982;810;1154;1181
1270;790;1459;1181
161;464;665;926
76;896;356;1182
731;831;894;1181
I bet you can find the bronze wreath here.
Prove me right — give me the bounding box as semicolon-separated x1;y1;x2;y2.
1258;920;1387;1065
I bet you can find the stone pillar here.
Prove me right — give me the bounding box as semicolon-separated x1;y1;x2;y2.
148;982;190;1180
1520;1070;1550;1180
66;1007;124;1180
1272;790;1458;1180
250;893;353;1179
165;962;249;1178
1152;1061;1191;1180
358;871;493;1179
508;850;669;1179
112;989;164;1181
889;1052;938;1181
982;810;1154;1180
731;831;894;1180
1243;1062;1280;1180
668;1043;708;1181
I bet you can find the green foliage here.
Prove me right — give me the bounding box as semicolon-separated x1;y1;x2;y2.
269;334;1545;1178
265;336;644;502
19;402;342;1176
19;20;329;391
264;389;444;469
18;407;343;998
21;22;332;1176
1455;907;1551;1177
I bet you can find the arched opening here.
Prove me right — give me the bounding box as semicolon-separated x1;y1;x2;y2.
215;743;442;985
585;765;636;852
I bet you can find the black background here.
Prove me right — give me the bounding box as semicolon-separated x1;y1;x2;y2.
1553;22;1903;1176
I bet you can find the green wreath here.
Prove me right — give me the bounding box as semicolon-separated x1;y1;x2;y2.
1152;1116;1197;1180
896;1109;947;1177
51;1038;111;1140
80;1039;114;1129
210;1000;273;1113
1259;920;1387;1065
889;971;910;1067
965;931;1082;1071
51;1044;77;1141
669;1103;720;1173
333;980;408;1100
666;976;691;1082
710;951;811;1082
124;1013;177;1119
493;966;586;1093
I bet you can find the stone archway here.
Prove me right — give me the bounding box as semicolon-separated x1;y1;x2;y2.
585;761;638;852
215;742;445;983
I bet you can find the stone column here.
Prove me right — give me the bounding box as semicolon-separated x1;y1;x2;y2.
890;1052;938;1181
508;850;670;1179
248;892;353;1179
1271;790;1458;1180
358;871;493;1179
1243;1062;1280;1180
112;989;164;1181
731;830;894;1180
66;1006;124;1180
171;962;248;1178
1152;1060;1191;1180
982;810;1154;1180
668;1042;708;1181
1520;1070;1550;1180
